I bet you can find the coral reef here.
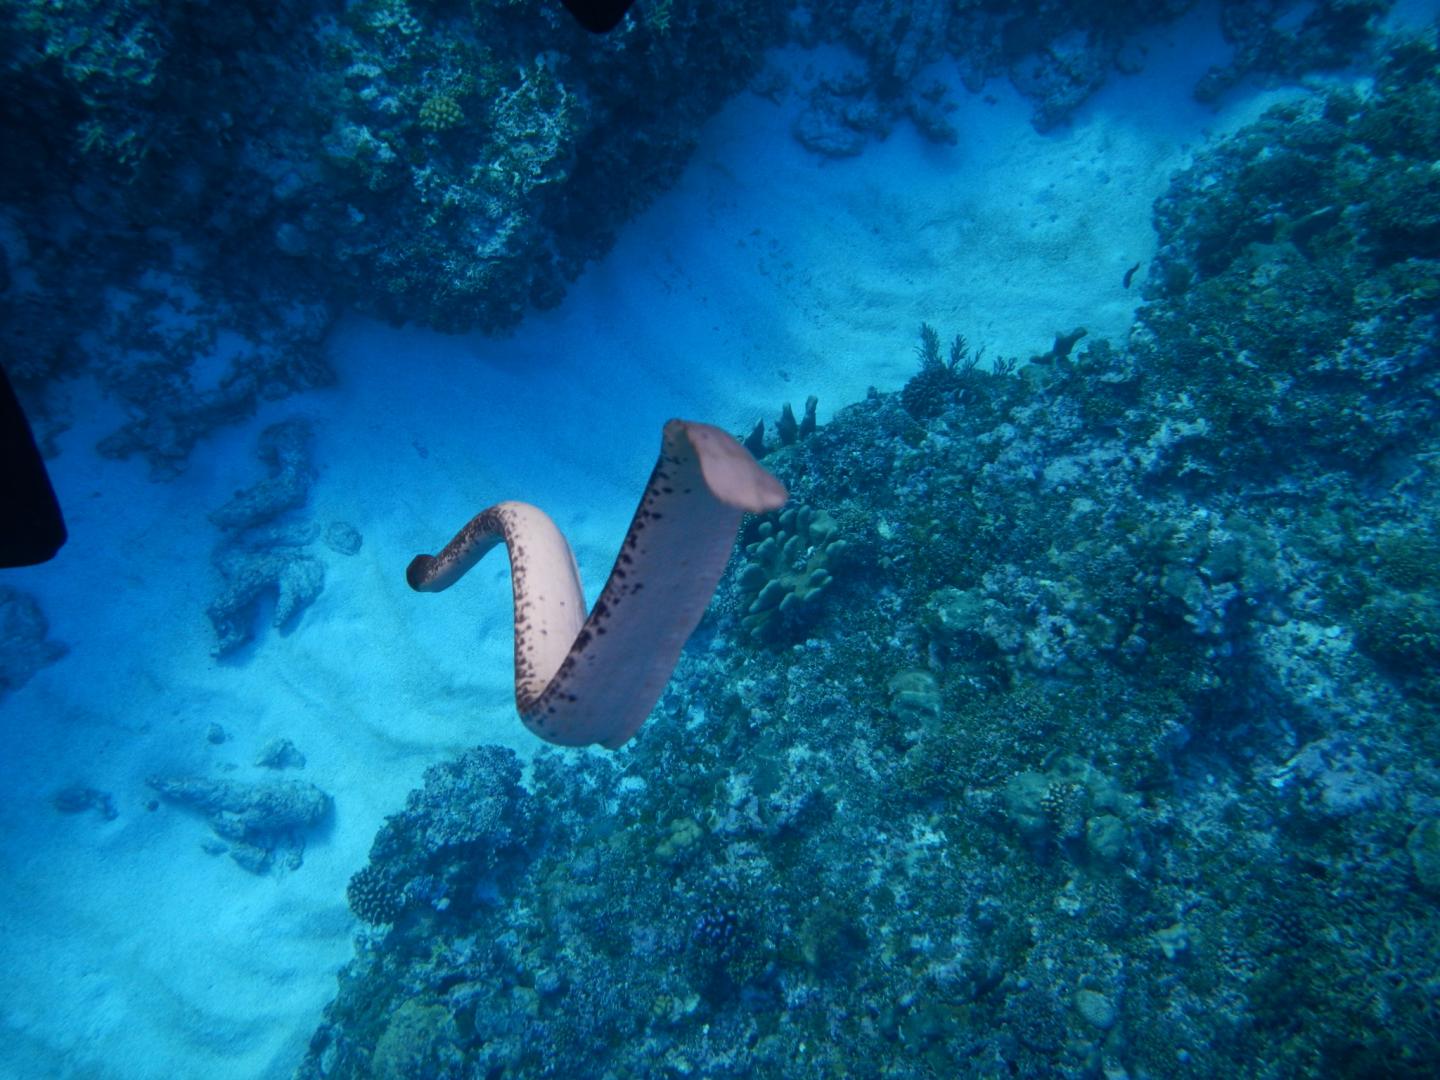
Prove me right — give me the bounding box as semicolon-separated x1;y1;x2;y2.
370;998;462;1080
0;1;1397;473
206;419;326;656
301;44;1440;1078
89;285;334;479
0;0;1394;385
148;774;331;874
1196;0;1394;103
0;585;66;697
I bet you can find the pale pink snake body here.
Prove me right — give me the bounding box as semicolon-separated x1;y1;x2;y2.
407;420;787;748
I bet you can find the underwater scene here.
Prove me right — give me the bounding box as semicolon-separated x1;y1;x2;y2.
3;1;1440;1077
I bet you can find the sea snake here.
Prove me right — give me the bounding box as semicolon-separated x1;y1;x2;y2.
407;419;788;749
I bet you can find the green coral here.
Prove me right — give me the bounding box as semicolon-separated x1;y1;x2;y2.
418;93;464;131
5;0;166;172
361;0;423;38
737;506;847;643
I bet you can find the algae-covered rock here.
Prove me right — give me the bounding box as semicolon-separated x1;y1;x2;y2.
206;420;326;656
888;670;943;728
1073;987;1117;1031
1085;814;1129;864
1004;771;1051;841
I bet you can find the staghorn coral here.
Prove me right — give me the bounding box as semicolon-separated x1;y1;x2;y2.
737;505;847;643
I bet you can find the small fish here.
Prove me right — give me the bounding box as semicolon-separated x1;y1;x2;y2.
1123;261;1141;289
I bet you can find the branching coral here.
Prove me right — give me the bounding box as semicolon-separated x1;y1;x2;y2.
347;864;403;926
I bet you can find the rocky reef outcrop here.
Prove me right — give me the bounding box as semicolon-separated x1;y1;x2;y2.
149;773;332;874
206;418;326;657
0;585;66;697
785;0;1393;156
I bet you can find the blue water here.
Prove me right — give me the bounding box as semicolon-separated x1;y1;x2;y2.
2;2;1438;1077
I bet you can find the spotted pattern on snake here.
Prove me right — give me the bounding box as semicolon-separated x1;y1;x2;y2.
406;421;786;749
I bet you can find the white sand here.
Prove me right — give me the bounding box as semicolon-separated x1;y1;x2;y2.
0;13;1315;1078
